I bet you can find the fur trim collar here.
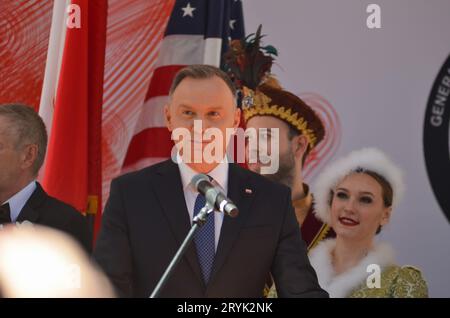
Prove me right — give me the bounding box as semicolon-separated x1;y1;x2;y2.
313;147;405;225
309;239;396;297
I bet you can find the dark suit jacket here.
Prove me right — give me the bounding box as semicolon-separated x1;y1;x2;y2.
94;160;327;298
16;183;92;253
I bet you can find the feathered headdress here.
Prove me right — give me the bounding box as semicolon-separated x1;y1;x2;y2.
223;25;278;90
223;25;325;149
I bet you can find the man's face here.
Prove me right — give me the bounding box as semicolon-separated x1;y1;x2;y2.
0;117;23;196
245;116;296;187
164;76;240;171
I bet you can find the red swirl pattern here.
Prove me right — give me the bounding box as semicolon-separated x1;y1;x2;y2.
0;0;53;110
299;92;342;182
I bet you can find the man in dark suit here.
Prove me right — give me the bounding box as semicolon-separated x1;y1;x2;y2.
94;65;327;298
0;104;91;252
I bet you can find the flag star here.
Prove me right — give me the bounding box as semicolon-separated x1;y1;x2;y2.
181;2;196;18
229;19;236;30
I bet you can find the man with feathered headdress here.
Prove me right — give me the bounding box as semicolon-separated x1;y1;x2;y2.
223;26;335;252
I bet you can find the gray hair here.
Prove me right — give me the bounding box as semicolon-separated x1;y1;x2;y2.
0;104;47;176
169;64;237;99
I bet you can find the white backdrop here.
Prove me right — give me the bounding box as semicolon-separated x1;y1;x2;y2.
243;0;450;297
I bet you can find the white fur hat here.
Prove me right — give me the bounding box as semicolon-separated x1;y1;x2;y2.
313;147;405;225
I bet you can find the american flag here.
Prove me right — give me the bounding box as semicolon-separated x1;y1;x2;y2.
121;0;245;173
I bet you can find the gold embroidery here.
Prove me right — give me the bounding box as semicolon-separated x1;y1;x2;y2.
242;87;317;147
308;224;331;251
349;266;428;298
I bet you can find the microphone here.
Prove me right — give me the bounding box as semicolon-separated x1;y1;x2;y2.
191;174;239;217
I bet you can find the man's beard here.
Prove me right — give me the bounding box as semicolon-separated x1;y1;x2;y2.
262;151;295;188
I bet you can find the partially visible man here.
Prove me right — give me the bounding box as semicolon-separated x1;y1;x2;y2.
243;83;335;251
0;104;91;252
223;30;334;250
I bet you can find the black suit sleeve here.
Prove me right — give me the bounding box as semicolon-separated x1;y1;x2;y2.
271;188;329;298
66;212;92;254
93;178;133;297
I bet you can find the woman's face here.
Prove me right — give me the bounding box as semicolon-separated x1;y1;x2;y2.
330;173;392;241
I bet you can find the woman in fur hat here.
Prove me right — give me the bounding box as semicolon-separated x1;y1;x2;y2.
310;147;428;297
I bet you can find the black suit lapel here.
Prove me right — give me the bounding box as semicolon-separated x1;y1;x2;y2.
16;182;46;223
207;164;256;289
151;160;204;287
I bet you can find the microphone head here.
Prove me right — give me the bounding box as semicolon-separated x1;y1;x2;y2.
225;203;239;218
191;174;210;190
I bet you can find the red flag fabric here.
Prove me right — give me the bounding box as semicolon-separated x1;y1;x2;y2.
42;0;107;240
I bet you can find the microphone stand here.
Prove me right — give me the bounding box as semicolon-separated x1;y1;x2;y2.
150;202;215;298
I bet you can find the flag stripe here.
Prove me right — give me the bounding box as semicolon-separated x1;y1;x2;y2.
122;128;173;167
133;96;168;135
203;38;222;66
146;65;185;99
155;34;207;67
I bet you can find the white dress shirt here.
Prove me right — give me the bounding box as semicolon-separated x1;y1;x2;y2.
177;155;228;251
2;181;37;222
